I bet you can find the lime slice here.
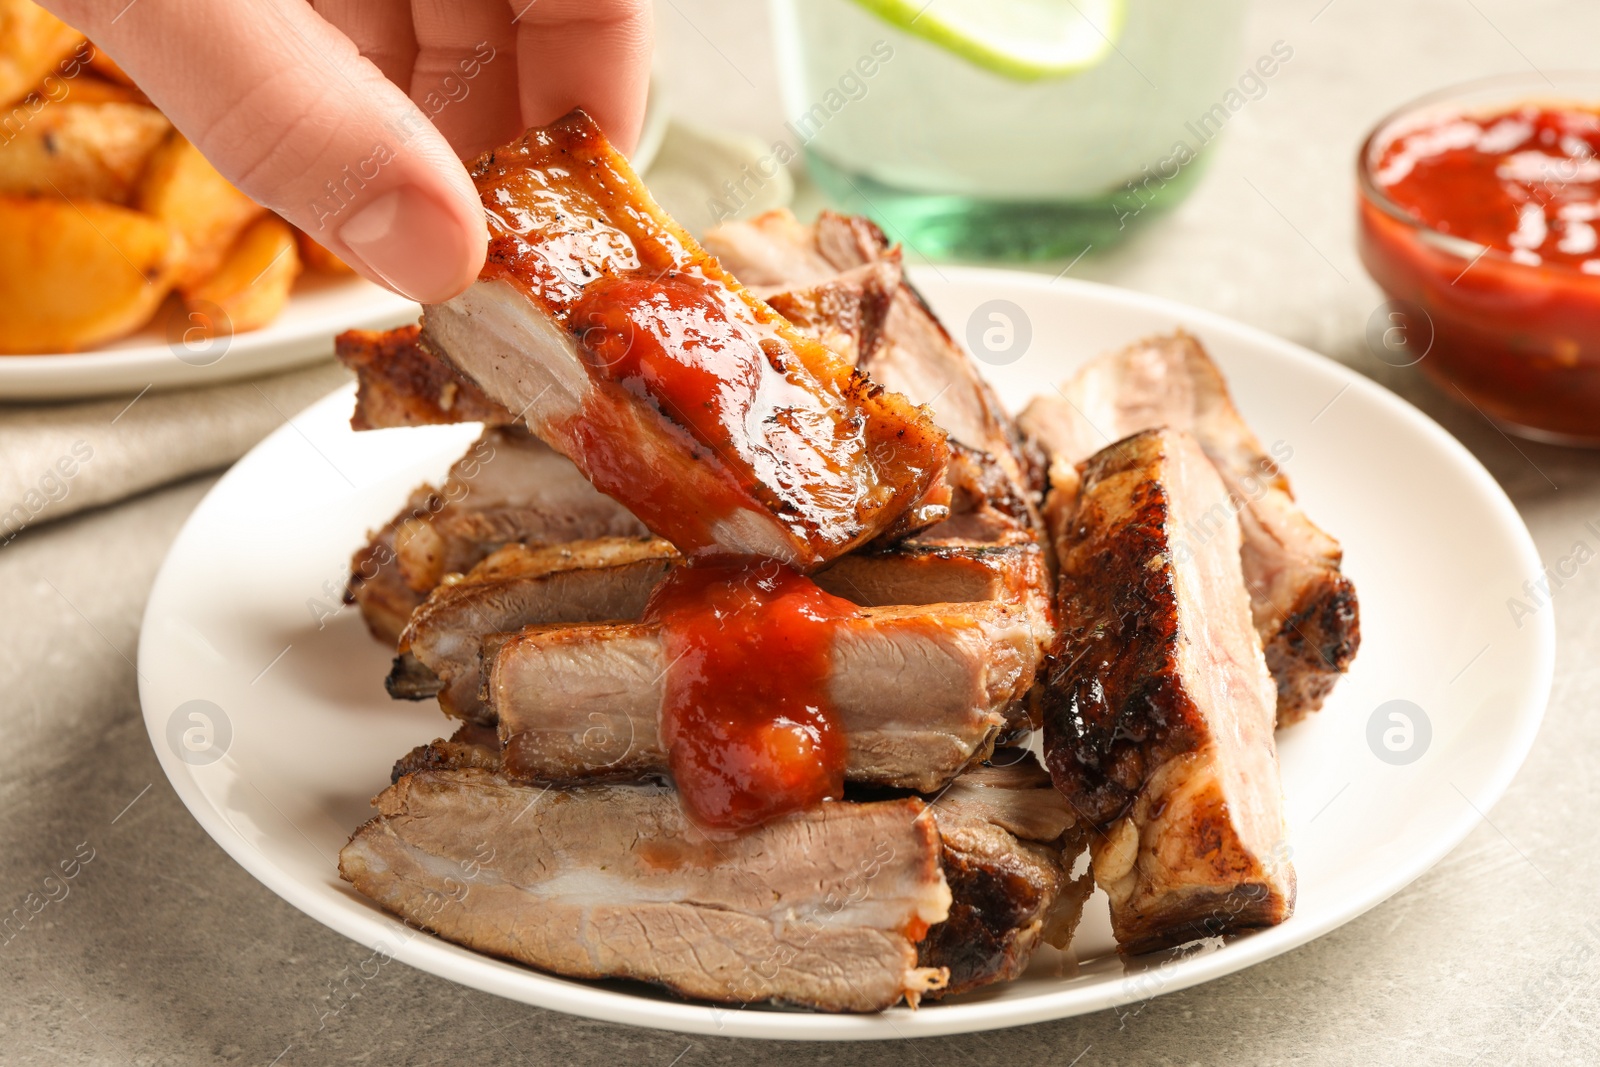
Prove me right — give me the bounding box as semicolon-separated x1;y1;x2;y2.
849;0;1126;81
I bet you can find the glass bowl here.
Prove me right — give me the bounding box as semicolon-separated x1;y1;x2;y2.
1357;71;1600;445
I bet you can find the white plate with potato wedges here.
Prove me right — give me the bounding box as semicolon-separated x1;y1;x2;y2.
0;19;667;401
0;24;416;400
0;265;418;402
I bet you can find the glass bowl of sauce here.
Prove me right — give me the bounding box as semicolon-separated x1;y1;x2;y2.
1357;72;1600;444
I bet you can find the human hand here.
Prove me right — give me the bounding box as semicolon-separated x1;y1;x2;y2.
41;0;652;303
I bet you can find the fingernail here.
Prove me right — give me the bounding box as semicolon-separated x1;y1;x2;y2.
337;186;474;303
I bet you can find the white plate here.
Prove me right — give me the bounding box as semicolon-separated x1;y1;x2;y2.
137;268;1553;1041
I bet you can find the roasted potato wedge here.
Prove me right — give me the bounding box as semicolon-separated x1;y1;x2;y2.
186;214;302;332
294;226;355;274
136;133;264;288
0;0;84;108
0;195;179;353
0;101;170;202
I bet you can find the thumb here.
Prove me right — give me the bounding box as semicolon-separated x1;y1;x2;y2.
43;0;486;303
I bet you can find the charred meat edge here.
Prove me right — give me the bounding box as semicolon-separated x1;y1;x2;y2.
346;426;646;647
336;324;513;431
917;759;1093;996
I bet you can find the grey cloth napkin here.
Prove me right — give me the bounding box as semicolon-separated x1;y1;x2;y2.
0;361;350;544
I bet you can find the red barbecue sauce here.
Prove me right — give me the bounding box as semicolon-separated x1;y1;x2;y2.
1374;107;1600;266
561;272;768;553
1360;104;1600;439
562;270;862;555
642;556;857;831
574;272;768;452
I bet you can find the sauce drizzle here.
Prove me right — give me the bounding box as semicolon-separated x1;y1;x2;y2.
643;556;857;831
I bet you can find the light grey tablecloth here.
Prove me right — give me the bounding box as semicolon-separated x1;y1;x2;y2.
4;1;1599;1064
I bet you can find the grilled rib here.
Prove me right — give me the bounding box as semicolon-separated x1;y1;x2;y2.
338;324;513;431
354;728;1088;1007
393;532;1051;723
1018;331;1359;724
346;426;646;645
337;264;900;433
345;206;1044;649
1039;428;1294;952
918;759;1092;995
393;536;677;718
490;601;1039;793
418;110;950;568
705;209;1042;541
341;768;952;1011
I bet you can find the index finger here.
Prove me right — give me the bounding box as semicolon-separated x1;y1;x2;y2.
510;0;652;153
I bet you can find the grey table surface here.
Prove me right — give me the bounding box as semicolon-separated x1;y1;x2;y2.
4;1;1599;1064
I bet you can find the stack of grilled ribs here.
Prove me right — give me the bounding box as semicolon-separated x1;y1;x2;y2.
333;112;1360;1012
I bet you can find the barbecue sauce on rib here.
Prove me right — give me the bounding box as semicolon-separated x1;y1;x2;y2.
566;270;888;558
643;556;855;831
565;271;887;830
573;272;767;453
